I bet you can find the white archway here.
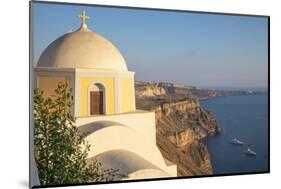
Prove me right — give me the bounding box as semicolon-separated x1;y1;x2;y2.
87;82;107;115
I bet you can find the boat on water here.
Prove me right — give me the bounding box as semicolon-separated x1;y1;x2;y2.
230;138;244;145
245;147;257;156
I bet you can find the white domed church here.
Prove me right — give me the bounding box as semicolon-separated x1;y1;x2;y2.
34;11;176;180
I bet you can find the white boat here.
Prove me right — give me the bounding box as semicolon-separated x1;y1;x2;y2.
245;147;257;156
230;138;244;145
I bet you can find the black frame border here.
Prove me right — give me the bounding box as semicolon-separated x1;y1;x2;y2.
29;0;270;188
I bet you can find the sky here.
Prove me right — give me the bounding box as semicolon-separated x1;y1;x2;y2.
32;2;268;89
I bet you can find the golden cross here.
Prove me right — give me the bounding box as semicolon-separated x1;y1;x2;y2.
79;11;90;26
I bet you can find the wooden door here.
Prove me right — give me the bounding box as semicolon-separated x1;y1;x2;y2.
90;91;103;115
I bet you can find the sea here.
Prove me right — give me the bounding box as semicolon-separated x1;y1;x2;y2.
201;95;269;175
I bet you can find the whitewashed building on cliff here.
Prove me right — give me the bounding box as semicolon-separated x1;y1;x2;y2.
32;11;177;182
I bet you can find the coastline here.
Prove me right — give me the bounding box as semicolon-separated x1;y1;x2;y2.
202;95;268;175
199;94;268;102
135;81;268;176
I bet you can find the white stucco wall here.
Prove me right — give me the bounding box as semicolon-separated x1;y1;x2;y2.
90;150;171;180
76;111;177;177
76;110;157;144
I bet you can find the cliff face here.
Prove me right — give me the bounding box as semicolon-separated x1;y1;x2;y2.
135;82;220;176
135;84;166;97
152;99;218;144
135;80;267;101
157;134;212;176
155;99;219;176
165;129;195;147
154;99;199;122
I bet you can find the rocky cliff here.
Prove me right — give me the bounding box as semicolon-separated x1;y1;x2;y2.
135;82;220;176
135;80;268;100
135;83;166;96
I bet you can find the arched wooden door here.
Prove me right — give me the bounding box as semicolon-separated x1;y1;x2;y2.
90;91;103;115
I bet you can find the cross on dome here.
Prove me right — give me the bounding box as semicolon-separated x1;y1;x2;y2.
78;11;90;29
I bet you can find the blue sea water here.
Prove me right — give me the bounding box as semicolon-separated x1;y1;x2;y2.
201;95;269;175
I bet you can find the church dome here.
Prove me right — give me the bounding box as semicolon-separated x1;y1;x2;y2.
37;13;128;71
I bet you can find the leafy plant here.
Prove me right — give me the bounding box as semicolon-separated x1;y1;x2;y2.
33;81;122;185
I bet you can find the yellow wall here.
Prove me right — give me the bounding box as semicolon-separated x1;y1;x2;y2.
37;76;68;98
121;78;135;112
80;77;115;116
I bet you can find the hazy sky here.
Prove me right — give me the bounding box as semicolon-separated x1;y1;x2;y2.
32;2;268;89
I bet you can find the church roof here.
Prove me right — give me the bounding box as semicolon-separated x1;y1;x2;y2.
37;11;128;71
